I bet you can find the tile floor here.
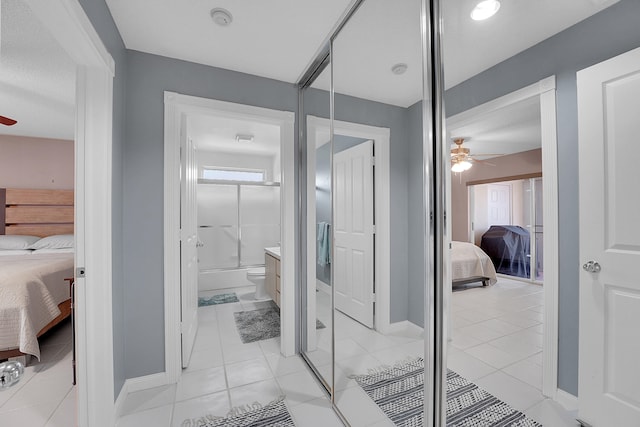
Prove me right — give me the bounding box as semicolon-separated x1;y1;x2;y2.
448;277;580;427
308;276;579;426
4;278;580;426
117;286;344;427
0;318;76;427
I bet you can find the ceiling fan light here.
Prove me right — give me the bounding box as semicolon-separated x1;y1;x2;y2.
471;0;501;21
461;160;473;170
451;162;465;173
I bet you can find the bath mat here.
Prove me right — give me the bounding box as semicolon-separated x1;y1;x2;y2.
181;396;295;427
198;293;239;307
352;358;541;427
234;301;325;344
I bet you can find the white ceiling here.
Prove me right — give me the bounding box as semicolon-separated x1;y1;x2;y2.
105;0;353;83
0;0;76;140
107;0;618;108
313;0;620;106
448;96;542;158
189;114;280;157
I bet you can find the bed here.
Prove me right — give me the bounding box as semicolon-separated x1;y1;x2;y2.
451;241;497;287
0;188;74;361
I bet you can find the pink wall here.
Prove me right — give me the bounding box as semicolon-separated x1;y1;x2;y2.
0;135;74;190
451;148;542;242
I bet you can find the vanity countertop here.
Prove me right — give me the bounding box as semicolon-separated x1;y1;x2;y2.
265;247;281;260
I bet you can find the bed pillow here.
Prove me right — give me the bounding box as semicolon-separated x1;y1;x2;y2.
0;235;40;250
28;234;74;250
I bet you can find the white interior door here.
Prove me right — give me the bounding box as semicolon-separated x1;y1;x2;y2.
577;46;640;426
487;183;511;225
333;140;375;328
180;116;199;368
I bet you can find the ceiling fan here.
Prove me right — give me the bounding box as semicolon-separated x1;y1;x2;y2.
450;137;501;172
0;116;17;126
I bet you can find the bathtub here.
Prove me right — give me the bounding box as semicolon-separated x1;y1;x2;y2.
198;268;255;292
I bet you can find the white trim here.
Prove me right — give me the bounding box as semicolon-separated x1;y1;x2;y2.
24;1;116;426
556;389;579;412
114;373;170;418
305;116;392;341
447;75;559;400
316;279;332;295
164;93;296;384
383;320;425;336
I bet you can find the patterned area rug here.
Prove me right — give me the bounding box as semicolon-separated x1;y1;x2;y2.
198;292;239;307
182;396;295;427
234;301;325;344
352;358;542;427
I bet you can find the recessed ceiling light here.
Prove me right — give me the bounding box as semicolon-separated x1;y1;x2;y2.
211;8;233;26
391;63;408;75
470;0;500;21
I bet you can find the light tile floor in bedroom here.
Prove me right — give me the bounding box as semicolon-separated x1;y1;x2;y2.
116;286;344;427
448;276;580;427
0;319;76;427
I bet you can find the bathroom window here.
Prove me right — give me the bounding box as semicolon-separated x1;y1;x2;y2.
202;167;265;182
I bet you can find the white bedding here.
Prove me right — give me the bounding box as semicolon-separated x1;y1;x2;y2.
451;241;497;285
0;252;74;359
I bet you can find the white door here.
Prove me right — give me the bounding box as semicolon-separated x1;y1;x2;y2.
180;117;199;368
333;140;375;328
487;183;511;225
577;46;640;426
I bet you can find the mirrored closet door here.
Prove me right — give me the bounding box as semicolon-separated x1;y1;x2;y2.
298;0;446;425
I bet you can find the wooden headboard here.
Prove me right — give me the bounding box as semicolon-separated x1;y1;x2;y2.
0;188;74;237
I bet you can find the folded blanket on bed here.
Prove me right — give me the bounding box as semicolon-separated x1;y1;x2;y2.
0;253;73;359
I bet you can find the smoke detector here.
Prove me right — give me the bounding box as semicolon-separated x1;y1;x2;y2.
211;8;233;26
391;63;408;75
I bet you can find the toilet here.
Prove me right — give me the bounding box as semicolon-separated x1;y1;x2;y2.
247;267;269;300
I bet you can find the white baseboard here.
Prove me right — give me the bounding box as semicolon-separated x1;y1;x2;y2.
114;381;129;419
555;389;578;412
114;372;170;418
381;320;424;335
316;279;331;295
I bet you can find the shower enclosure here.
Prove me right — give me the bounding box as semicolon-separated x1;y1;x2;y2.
197;179;280;290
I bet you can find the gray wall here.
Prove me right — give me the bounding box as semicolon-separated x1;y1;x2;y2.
444;0;640;396
303;88;410;324
123;51;298;378
76;0;128;399
315;135;369;284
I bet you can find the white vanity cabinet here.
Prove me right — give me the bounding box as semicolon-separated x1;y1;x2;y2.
265;251;281;307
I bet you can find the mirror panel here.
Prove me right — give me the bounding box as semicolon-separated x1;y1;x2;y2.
300;62;334;390
331;0;427;424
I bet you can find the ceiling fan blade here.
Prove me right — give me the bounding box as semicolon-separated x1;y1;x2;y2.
0;116;17;126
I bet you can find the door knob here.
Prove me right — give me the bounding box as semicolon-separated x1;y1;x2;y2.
582;261;601;273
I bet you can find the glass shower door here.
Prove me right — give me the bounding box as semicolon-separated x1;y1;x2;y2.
239;185;281;266
197;183;239;270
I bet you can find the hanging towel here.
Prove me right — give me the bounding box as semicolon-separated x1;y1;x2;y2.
317;222;331;266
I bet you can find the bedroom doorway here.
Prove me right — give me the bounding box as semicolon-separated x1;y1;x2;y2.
3;0;116;425
469;176;544;283
446;77;560;403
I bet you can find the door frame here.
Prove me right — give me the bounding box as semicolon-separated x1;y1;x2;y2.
164;93;296;383
25;0;116;424
306;116;392;342
446;76;560;399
